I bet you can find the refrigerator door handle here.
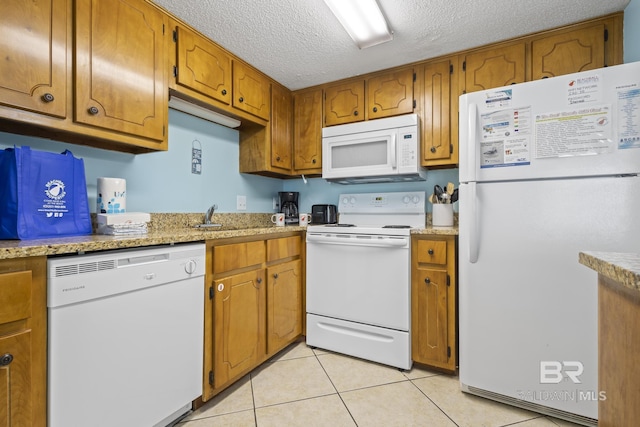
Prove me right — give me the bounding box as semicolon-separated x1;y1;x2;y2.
468;103;478;183
468;182;479;263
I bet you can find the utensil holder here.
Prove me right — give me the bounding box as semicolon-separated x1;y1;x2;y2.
432;204;453;227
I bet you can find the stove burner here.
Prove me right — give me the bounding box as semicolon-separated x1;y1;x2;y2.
382;225;411;229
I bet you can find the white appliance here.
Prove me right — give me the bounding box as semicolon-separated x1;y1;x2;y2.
306;191;425;369
322;114;426;184
47;243;205;427
458;61;640;426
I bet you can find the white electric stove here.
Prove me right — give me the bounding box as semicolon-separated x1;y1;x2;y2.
305;191;425;369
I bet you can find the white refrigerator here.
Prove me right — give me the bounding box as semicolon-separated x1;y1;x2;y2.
458;61;640;426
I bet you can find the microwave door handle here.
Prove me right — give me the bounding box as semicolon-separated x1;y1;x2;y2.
390;134;397;168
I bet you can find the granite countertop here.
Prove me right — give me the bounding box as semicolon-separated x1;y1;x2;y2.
579;251;640;292
0;212;458;260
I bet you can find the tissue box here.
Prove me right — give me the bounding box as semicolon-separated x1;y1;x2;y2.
97;212;150;235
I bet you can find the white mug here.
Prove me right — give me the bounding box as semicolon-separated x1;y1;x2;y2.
271;213;285;227
299;213;310;226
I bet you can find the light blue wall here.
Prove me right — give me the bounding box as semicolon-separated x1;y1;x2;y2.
625;0;640;62
2;4;638;214
0;110;282;213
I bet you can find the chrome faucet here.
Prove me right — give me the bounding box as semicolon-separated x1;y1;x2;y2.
204;204;218;224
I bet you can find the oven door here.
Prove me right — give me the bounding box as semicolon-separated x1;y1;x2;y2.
322;129;398;180
306;232;410;331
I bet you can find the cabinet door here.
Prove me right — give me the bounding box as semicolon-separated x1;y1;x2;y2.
213;269;266;388
293;89;323;173
0;330;32;427
532;24;605;80
0;0;66;118
271;84;292;171
75;0;166;142
175;26;232;105
412;269;449;365
367;69;414;120
233;61;270;121
463;42;526;93
324;81;365;126
267;260;302;354
420;60;452;164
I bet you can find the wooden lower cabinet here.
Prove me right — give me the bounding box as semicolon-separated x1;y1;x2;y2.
0;257;46;427
411;235;457;373
203;234;303;401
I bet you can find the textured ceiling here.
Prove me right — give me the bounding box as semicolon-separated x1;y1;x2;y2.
151;0;630;91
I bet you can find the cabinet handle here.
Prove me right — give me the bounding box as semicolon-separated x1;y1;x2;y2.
428;248;434;255
0;353;13;366
41;93;55;103
273;273;279;279
430;146;437;153
88;106;99;115
238;96;244;103
354;111;359;116
424;278;431;284
256;277;262;284
312;158;316;164
221;89;227;95
372;107;378;113
276;156;281;161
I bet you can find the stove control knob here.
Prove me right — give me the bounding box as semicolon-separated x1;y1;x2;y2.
349;196;356;204
342;196;349;205
412;195;420;204
185;259;197;274
403;195;411;204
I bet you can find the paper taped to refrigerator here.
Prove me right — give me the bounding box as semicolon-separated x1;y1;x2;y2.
480;106;532;168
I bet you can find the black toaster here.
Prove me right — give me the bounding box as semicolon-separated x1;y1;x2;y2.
311;204;337;224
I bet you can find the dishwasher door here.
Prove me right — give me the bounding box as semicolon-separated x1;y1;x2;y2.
47;243;205;427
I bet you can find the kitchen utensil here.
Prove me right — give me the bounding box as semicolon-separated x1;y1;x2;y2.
434;185;443;203
447;182;455;195
451;188;459;203
428;193;437;204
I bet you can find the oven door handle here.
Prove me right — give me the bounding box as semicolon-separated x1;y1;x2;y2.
307;233;409;248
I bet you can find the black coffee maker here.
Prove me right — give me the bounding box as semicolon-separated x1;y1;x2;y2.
278;191;299;225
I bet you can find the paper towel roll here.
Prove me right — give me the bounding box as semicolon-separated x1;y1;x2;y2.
97;177;126;214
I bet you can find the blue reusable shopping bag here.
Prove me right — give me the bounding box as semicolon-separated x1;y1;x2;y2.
0;146;92;239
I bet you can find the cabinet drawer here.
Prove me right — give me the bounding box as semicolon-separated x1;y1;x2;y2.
416;239;448;265
213;241;266;273
0;271;32;324
267;236;301;262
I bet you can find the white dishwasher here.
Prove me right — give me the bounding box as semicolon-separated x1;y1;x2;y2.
47;243;205;427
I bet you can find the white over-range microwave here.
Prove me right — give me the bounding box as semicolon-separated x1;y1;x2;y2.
322;114;426;184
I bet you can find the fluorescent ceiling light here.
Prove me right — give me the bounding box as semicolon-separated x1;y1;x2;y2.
168;96;241;129
324;0;393;49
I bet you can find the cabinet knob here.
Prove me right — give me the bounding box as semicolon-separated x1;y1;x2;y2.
354;111;358;116
312;158;316;164
428;248;434;255
276;156;281;161
238;96;244;103
372;107;378;113
221;89;227;95
430;146;436;153
0;353;13;366
88;106;99;115
41;93;55;103
273;273;279;279
424;278;431;284
256;277;262;284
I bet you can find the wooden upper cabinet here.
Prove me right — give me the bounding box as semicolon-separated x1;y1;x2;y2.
233;61;270;121
531;23;605;80
463;42;526;93
174;26;232;105
0;0;67;118
367;69;414;120
74;0;167;143
419;60;452;165
293;89;323;173
324;81;365;126
270;84;292;171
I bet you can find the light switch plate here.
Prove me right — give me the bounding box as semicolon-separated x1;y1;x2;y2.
237;195;247;211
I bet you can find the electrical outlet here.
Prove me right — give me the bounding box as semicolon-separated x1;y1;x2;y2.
273;197;278;210
237;195;247;211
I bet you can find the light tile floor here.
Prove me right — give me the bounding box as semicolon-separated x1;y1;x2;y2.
178;340;584;427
